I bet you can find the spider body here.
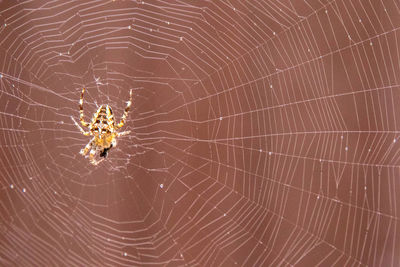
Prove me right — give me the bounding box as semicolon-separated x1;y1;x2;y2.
100;145;112;158
72;88;132;165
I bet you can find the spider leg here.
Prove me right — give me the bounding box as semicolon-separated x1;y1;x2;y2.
71;116;90;136
80;137;94;156
89;148;103;165
116;89;133;129
80;87;90;127
117;130;130;137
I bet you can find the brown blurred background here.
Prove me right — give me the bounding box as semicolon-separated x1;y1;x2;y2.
0;0;399;266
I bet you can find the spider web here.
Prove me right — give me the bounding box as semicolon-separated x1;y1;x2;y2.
0;0;399;266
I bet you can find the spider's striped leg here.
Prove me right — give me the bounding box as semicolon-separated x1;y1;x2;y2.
80;138;94;156
89;148;103;165
80;87;90;127
71;116;90;136
117;130;130;137
116;89;133;129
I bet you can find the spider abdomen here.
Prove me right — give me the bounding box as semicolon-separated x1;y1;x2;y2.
90;105;115;134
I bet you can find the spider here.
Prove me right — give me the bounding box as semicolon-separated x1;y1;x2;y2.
71;88;132;165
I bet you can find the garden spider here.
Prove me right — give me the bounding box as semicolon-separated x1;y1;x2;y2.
71;88;132;165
